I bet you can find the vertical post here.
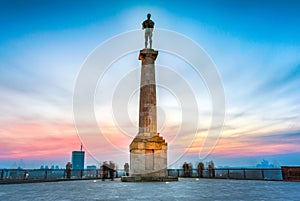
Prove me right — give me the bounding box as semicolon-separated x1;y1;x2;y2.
80;170;83;179
23;170;27;180
1;170;3;180
45;170;48;179
261;169;265;180
227;169;230;179
243;169;246;179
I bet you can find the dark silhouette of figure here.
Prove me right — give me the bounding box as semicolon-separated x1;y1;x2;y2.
142;13;155;49
208;160;215;178
183;162;189;177
188;163;193;177
66;162;72;179
212;162;215;178
109;161;115;181
197;162;204;178
101;161;108;181
124;163;129;176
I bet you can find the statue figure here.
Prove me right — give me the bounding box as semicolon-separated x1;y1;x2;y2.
197;162;204;178
124;162;129;176
66;162;72;179
142;13;155;49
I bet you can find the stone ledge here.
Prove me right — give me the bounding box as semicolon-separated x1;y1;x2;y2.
121;176;178;182
130;141;167;150
130;133;168;150
139;49;158;60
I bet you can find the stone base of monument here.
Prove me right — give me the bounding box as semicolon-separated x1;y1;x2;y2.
121;176;178;182
122;48;178;183
128;133;177;182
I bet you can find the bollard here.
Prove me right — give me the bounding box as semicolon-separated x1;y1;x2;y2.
23;170;27;180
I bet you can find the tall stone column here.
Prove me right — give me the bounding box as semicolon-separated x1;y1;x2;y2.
138;49;158;135
129;48;168;178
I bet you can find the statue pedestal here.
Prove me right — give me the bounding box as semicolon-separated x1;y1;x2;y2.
122;133;178;182
130;133;167;177
121;175;178;182
122;48;178;182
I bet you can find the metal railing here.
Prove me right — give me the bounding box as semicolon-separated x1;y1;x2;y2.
0;168;286;183
167;168;283;181
0;169;120;181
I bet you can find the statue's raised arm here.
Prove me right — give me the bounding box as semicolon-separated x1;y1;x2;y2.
142;13;155;49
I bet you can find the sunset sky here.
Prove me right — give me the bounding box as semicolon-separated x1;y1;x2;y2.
1;0;300;169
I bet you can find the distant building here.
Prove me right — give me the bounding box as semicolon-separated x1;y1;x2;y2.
87;165;97;170
256;160;278;168
72;151;85;170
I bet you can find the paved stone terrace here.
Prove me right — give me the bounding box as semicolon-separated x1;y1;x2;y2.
1;178;300;201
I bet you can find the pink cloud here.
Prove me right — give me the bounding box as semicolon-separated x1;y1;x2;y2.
2;118;300;166
0;121;80;160
185;132;300;158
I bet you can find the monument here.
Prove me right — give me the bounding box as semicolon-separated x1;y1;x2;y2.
122;14;178;182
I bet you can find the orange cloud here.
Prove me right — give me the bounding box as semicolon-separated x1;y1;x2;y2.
184;131;300;158
0;121;80;160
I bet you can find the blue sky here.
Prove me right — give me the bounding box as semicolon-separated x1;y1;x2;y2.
2;0;300;43
0;0;300;168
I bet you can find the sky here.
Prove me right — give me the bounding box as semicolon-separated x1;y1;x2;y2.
0;0;300;169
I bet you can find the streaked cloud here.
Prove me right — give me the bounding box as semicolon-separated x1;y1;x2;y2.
0;1;300;168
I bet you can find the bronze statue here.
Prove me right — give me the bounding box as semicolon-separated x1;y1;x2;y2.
142;13;155;49
66;162;72;179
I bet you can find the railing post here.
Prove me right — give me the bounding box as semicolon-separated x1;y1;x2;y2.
96;170;99;178
1;170;3;180
177;169;179;177
243;169;246;179
227;169;230;179
23;170;27;180
45;170;48;179
80;170;83;179
261;169;265;180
